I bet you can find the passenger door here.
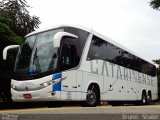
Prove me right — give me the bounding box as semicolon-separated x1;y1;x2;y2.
60;38;78;100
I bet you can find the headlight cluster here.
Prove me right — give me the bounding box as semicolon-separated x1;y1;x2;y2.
40;78;61;88
11;84;16;89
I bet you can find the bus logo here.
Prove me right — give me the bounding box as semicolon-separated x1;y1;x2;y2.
25;87;29;91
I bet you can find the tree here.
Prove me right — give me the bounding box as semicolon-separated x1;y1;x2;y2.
0;15;22;44
150;0;160;10
0;0;40;102
0;0;41;37
0;15;21;102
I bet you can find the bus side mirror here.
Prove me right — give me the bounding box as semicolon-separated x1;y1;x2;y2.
3;45;20;60
53;32;78;48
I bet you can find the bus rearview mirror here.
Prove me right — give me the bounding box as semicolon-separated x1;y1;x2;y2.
53;32;78;48
3;45;20;60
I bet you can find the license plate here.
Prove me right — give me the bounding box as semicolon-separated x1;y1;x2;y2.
23;94;32;99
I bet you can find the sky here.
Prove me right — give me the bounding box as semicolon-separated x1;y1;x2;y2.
27;0;160;63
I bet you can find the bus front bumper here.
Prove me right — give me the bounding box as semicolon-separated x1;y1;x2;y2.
11;86;61;102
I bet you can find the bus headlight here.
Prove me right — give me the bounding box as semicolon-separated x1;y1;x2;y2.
41;81;52;88
41;78;61;88
11;84;16;89
43;82;51;87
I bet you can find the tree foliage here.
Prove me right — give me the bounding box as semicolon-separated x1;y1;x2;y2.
0;0;41;101
150;0;160;10
0;15;22;44
0;0;41;37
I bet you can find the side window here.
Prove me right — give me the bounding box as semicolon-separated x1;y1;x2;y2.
64;27;89;60
87;36;107;61
60;37;80;71
132;56;140;71
123;52;133;68
140;61;156;76
151;66;156;77
107;43;121;64
60;44;78;71
86;35;156;77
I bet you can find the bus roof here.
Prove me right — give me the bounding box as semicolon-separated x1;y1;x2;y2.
25;25;92;37
25;24;155;66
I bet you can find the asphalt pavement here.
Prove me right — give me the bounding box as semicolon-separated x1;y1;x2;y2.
0;105;160;120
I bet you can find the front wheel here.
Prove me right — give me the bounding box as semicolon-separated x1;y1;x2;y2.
83;86;100;107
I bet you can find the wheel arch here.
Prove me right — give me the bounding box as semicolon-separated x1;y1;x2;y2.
147;90;152;95
142;89;147;96
86;81;101;100
86;81;100;93
86;81;101;106
147;90;152;99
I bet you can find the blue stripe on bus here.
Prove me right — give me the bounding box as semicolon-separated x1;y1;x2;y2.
52;82;61;91
52;72;61;80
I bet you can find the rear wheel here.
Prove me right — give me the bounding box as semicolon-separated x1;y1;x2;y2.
141;92;147;105
147;92;152;105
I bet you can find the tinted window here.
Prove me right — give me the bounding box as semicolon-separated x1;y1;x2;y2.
87;35;156;77
60;43;78;71
107;43;122;64
64;27;89;59
60;36;80;70
87;36;107;60
140;60;156;76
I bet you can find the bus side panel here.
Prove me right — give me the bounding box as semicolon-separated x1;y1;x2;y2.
102;65;137;101
103;76;122;100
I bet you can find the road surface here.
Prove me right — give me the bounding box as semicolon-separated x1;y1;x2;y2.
0;105;160;120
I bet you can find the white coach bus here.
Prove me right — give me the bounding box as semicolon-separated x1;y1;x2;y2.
3;25;158;106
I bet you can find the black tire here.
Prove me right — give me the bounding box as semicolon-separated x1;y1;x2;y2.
141;92;147;105
83;86;100;107
147;92;152;105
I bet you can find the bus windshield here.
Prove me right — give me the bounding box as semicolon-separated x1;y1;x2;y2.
14;29;63;76
14;27;89;80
